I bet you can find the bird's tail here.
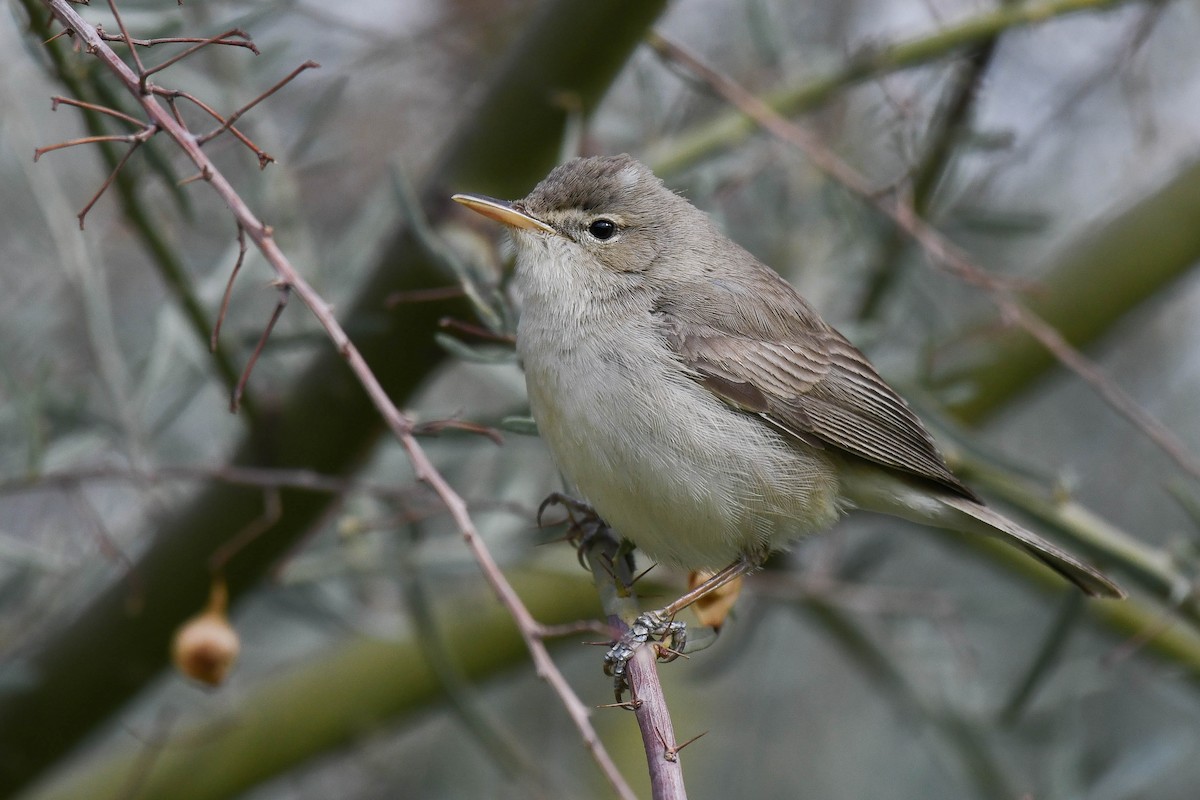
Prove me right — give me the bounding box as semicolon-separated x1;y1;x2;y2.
940;495;1124;599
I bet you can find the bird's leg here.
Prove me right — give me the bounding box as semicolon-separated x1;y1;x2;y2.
603;556;757;696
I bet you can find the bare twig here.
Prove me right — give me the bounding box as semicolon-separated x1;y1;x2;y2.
648;0;1144;176
209;489;282;573
572;513;688;798
138;28;259;85
1012;308;1200;479
212;224;248;352
33;128;148;161
70;487;143;610
50;94;143;126
104;0;145;79
0;463;404;498
231;283;289;412
39;3;635;796
75;128;154;228
95;24;259;55
196;61;320;149
648;30;1200;485
439;317;516;345
152;86;274;166
411;417;504;445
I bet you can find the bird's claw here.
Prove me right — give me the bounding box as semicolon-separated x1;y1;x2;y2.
603;610;687;700
537;492;598;528
537;493;618;569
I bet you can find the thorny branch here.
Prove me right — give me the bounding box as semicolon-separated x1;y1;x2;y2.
648;30;1200;486
37;2;637;797
90;25;259;55
152;87;272;168
33;6;291;226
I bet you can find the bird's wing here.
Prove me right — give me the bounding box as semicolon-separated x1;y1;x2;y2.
658;304;976;500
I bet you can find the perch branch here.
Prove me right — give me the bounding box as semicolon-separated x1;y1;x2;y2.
39;2;635;796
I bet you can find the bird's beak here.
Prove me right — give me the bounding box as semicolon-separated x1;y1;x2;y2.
452;193;556;235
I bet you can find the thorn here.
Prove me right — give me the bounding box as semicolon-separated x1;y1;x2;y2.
596;699;641;711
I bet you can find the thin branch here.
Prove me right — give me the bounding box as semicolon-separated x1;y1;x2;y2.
104;0;145;79
76;132;151;229
410;417;504;446
567;509;688;798
438;317;516;345
857;36;1000;319
0;464;407;498
1013;307;1200;479
209;488;282;573
231;283;289;413
152;87;274;166
196;61;320;149
138;28;260;88
27;0;250;411
648;0;1145;176
94;24;259;55
648;30;1200;486
50;94;144;127
39;3;636;796
212;224;247;351
33;129;148;161
406;444;637;800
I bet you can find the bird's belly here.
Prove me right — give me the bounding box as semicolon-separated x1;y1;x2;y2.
523;346;843;570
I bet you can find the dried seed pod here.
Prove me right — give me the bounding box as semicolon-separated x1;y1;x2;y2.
688;571;742;631
172;578;239;687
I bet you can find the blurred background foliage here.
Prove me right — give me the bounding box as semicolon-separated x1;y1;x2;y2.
3;0;1200;798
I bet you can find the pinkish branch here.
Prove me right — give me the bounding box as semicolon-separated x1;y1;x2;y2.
196;61;320;152
50;94;143;127
152;87;272;165
39;2;636;797
94;23;259;55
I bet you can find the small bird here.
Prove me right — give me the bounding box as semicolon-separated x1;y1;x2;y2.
453;154;1122;676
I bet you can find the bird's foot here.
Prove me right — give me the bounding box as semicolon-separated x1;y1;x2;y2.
603;609;687;700
538;492;622;569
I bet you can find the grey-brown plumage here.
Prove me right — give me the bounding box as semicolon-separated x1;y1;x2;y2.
454;154;1122;599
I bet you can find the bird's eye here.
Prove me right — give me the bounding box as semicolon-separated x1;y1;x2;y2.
586;219;618;241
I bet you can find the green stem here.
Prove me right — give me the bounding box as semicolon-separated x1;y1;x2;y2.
649;0;1140;177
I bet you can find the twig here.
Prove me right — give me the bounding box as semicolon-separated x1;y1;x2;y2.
28;4;250;406
212;225;247;352
0;463;406;498
39;3;636;797
33;129;148;161
69;487;143;611
152;87;275;167
578;520;688;798
857;35;1000;319
94;24;259;55
209;489;282;573
648;0;1143;176
231;283;289;412
648;30;1200;486
75;129;153;228
1012;307;1200;480
411;417;504;445
50;94;143;127
196;61;320;148
439;317;516;345
138;28;260;86
104;0;145;80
